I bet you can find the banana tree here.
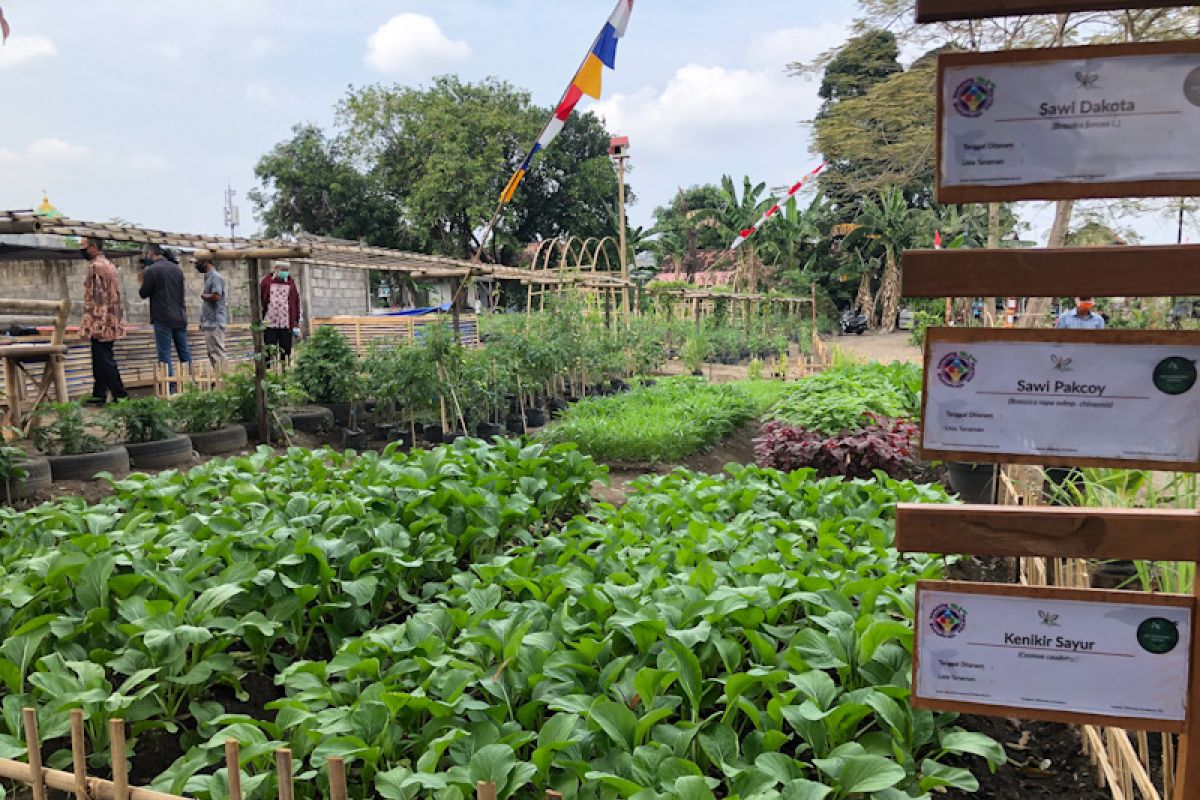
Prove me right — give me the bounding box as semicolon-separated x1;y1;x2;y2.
698;176;774;292
844;188;933;332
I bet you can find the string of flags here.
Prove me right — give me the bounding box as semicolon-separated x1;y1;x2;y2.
1;5;10;44
729;163;827;250
499;0;635;205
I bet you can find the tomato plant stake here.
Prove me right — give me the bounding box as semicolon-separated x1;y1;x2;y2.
225;740;241;800
109;719;127;800
23;707;45;800
476;781;497;800
327;757;347;800
70;710;88;800
276;749;294;800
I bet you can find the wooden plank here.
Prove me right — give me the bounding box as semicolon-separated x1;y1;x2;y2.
917;0;1196;23
912;581;1193;734
896;504;1200;560
902;245;1200;298
937;41;1200;205
919;327;1200;472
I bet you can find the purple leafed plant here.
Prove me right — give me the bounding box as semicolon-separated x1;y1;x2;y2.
754;414;918;479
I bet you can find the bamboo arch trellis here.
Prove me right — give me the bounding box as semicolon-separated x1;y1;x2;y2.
525;236;627;317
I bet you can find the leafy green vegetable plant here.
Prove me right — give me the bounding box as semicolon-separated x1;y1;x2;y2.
293;327;360;405
32;402;107;455
103;397;176;444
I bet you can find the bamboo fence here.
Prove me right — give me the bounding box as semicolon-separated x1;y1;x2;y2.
3;707;524;800
1000;465;1170;800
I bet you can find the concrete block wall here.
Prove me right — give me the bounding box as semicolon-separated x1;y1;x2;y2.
306;264;369;319
0;257;367;325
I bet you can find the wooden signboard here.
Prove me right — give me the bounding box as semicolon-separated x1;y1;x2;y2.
937;41;1200;204
913;581;1193;731
918;0;1196;23
921;327;1200;471
902;244;1200;298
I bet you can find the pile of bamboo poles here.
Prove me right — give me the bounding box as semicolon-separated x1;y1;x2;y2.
1000;466;1170;800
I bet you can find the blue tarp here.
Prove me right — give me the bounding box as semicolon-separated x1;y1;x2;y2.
374;304;452;317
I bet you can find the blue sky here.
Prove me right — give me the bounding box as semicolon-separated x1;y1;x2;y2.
0;0;856;236
0;1;1183;244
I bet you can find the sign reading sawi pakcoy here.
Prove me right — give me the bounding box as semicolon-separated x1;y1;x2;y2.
938;41;1200;204
920;328;1200;471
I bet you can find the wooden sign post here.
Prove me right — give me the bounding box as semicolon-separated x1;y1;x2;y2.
917;0;1198;23
897;504;1200;797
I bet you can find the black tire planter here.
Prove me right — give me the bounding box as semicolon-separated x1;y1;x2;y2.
47;447;130;482
525;409;547;428
946;462;998;505
342;428;369;450
423;424;446;444
391;431;414;450
125;434;195;470
187;425;248;456
4;456;51;502
291;408;335;434
325;402;363;428
476;423;503;439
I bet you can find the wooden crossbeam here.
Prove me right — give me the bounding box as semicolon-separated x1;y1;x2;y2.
917;0;1196;22
903;245;1200;298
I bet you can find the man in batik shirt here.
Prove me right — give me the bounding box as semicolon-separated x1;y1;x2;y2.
78;237;129;404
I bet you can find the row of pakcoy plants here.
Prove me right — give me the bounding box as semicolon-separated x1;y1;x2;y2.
754;363;924;481
0;439;1004;800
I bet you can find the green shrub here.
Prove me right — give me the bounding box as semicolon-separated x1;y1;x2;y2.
908;310;943;348
767;362;922;434
292;326;359;404
32;403;108;456
103;397;176;444
171;387;234;433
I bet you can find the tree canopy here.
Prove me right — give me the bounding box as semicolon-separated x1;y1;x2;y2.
252;76;630;264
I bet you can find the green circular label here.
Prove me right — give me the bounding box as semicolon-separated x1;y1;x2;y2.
1153;357;1198;395
1137;617;1180;655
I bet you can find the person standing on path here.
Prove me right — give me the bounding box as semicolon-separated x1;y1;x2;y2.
196;257;228;368
138;244;192;373
259;262;300;365
78;237;129;405
1055;297;1106;330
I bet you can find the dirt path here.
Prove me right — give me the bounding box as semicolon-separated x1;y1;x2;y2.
827;331;922;364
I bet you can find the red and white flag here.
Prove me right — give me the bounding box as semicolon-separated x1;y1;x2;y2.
730;163;826;250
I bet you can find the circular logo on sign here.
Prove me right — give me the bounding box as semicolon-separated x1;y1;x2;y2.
1153;357;1198;395
954;77;996;118
1184;66;1200;108
930;603;968;639
938;352;977;388
1137;617;1180;655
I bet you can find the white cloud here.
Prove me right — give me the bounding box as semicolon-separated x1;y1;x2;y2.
152;42;183;62
749;22;854;72
247;36;277;61
365;13;470;76
127;154;170;173
592;63;820;155
244;82;275;104
24;138;92;164
0;36;57;69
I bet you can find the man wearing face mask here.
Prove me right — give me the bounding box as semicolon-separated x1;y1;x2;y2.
138;244;192;373
196;258;228;368
78;237;129;404
1055;296;1106;330
259;262;300;364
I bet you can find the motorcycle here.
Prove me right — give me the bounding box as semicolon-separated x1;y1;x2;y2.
839;308;869;336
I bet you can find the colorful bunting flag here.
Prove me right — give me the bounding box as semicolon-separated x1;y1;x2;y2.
729;163;827;250
0;5;10;44
498;0;635;205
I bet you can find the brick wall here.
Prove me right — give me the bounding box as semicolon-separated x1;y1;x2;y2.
0;257;368;325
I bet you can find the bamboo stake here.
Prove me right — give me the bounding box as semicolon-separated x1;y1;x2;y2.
110;720;128;800
475;782;497;800
0;759;188;800
225;740;242;800
275;749;294;800
70;710;89;800
328;757;347;800
23;708;46;800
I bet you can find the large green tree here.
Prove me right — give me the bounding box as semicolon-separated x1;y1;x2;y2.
252;76;629;264
815;29;903;113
